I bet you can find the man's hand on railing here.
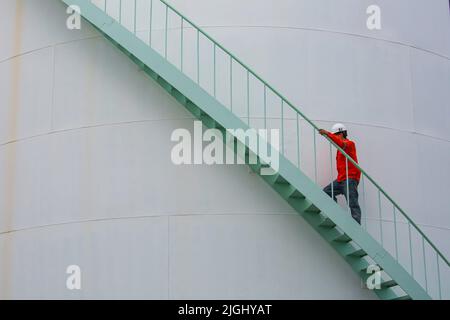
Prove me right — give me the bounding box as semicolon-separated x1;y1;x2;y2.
319;129;328;136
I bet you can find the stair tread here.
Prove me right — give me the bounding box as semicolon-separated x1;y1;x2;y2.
319;217;336;228
274;175;289;185
334;234;352;243
346;256;372;272
381;280;398;288
348;248;367;257
375;287;408;300
289;189;305;199
392;295;412;301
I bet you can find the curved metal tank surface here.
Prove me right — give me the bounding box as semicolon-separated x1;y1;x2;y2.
166;0;450;256
0;0;448;299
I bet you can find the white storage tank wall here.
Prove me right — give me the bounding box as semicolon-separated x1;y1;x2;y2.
106;0;450;262
164;0;450;257
1;0;449;299
0;0;379;299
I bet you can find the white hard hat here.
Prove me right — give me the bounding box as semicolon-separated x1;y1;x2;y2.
331;123;347;134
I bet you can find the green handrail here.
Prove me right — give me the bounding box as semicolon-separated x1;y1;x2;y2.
330;139;450;267
158;0;319;130
157;0;449;268
91;0;448;298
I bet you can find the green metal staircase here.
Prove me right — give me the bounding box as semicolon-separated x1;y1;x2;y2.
61;0;449;300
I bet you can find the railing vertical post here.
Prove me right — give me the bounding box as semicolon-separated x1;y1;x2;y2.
197;30;200;84
296;113;300;168
436;253;442;299
330;143;334;200
393;205;399;260
213;44;216;97
362;175;367;230
119;0;122;23
180;18;183;71
247;71;250;125
230;56;233;111
104;0;107;12
281;100;285;155
165;5;168;59
263;86;267;129
346;157;350;215
422;238;428;292
134;0;137;35
409;223;414;276
149;0;153;46
378;190;383;245
314;128;317;183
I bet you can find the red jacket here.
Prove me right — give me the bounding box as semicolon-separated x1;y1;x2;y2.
326;132;361;182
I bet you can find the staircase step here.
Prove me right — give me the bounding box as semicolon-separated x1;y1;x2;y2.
270;177;306;200
289;189;305;199
156;76;173;93
144;67;158;80
318;228;348;243
345;256;372;272
185;101;203;118
200;113;216;128
244;147;258;163
392;295;412;301
263;173;282;185
274;175;290;185
171;89;187;105
319;217;336;228
215;123;226;133
381;280;398;288
337;243;367;258
249;162;262;173
305;203;321;214
273;183;297;200
289;198;321;214
359;271;394;289
333;234;352;243
377;289;411;301
348;249;367;258
136;60;146;70
334;242;362;257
